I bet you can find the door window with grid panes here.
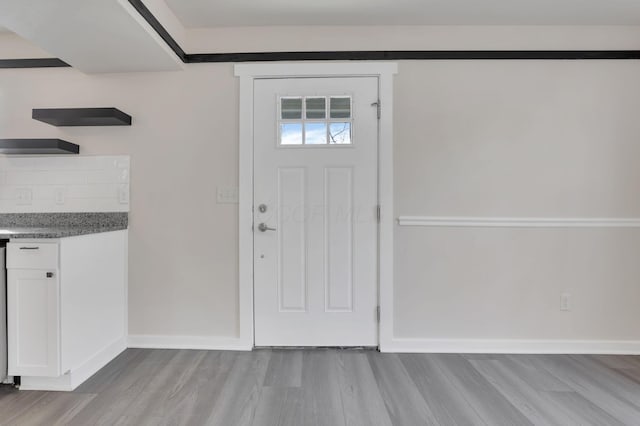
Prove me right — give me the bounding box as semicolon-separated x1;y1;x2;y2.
279;96;353;146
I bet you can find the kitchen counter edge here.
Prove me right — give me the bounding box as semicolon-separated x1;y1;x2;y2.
1;226;128;239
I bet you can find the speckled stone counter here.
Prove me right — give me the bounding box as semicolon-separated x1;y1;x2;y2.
0;212;128;239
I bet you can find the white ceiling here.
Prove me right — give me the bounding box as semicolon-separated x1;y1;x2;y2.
0;0;637;74
165;0;640;27
0;0;182;73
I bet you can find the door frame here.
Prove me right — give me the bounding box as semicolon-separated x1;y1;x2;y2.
234;62;397;350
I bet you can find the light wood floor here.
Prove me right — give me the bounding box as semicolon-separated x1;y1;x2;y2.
1;349;640;425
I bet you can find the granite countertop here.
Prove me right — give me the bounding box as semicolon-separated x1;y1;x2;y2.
0;212;128;240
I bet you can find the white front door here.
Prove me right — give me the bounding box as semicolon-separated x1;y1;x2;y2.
253;77;379;347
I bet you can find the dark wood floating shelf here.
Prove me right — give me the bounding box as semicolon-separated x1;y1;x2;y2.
32;107;132;127
0;139;80;154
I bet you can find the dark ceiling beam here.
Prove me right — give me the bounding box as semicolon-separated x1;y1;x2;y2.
1;1;640;68
127;0;187;62
127;0;640;63
186;50;640;63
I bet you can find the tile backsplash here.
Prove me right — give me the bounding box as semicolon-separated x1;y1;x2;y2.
0;156;130;213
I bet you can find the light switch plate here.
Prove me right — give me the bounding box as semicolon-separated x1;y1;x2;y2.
217;186;239;204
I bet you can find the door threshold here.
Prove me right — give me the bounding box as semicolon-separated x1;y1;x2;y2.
254;346;379;351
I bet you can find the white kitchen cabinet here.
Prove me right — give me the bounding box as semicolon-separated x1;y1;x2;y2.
6;230;127;391
7;267;60;377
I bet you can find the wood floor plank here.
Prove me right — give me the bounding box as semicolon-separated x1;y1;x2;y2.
367;352;440;425
0;388;49;424
467;362;623;426
263;350;303;388
590;355;640;370
613;368;640;385
67;349;180;425
336;351;392;426
300;349;347;426
205;349;271;426
3;349;640;426
74;348;147;394
157;350;237;426
112;415;164;426
430;354;533;426
461;354;501;360
470;359;580;425
543;391;626;426
526;354;640;424
7;392;96;426
251;387;304;426
568;354;640;407
503;355;573;392
400;353;487;426
110;350;210;424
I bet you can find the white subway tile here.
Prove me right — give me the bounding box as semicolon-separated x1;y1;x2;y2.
0;156;130;213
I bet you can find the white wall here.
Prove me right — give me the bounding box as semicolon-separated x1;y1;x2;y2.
2;27;640;350
392;59;640;350
0;56;240;338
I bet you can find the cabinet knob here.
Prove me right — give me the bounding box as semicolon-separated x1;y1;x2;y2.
46;272;54;278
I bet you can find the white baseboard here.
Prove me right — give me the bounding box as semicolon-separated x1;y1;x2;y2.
20;336;127;391
127;334;252;351
383;338;640;354
19;375;73;392
70;336;127;388
127;335;640;354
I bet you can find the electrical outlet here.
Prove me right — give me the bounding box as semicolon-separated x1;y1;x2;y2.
560;293;571;311
115;158;129;169
54;188;66;205
15;188;32;205
217;186;239;204
118;185;130;204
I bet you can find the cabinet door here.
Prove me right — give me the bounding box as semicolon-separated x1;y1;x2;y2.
7;269;60;377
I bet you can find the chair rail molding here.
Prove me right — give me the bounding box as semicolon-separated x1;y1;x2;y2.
397;216;640;228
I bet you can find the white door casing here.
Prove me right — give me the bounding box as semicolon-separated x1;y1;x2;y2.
253;77;379;346
235;63;397;351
